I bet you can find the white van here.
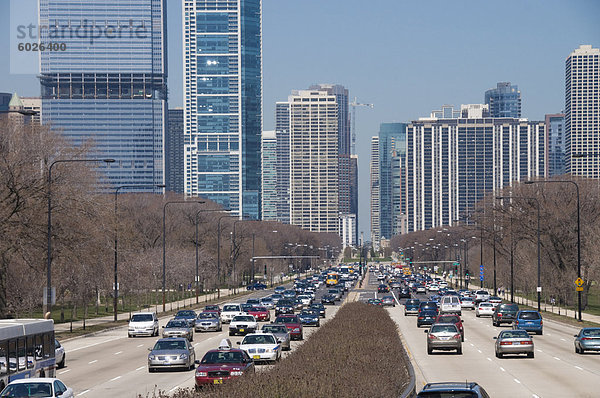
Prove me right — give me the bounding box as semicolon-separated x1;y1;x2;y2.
440;295;462;315
221;303;244;323
128;312;159;337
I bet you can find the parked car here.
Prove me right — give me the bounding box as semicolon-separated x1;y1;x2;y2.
194;339;254;389
195;312;222;332
425;323;462;354
174;310;197;326
381;295;396;307
574;327;600;354
221;303;244;324
0;378;73;398
494;329;534;358
261;323;291;351
162;319;194;341
460;296;475;310
434;314;464;341
475;302;495;317
148;337;196;372
228;315;258;336
274;314;303;340
55;339;65;369
492;303;519;327
237;332;281;363
404;299;421;316
513;310;543;335
128;312;159;337
417;310;438;328
417;382;489;397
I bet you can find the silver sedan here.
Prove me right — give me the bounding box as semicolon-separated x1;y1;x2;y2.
261;324;291;351
494;330;534;358
195;312;222;332
148;338;196;372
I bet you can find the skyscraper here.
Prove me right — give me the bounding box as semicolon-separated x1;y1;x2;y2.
261;130;278;221
184;0;262;219
39;0;167;189
349;154;359;244
275;102;291;224
370;136;380;246
166;108;184;193
565;45;600;178
288;90;339;233
485;82;522;118
407;105;546;231
545;113;566;177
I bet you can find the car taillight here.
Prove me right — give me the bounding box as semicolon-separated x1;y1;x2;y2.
418;317;424;320
540;320;543;325
520;341;532;345
500;341;512;345
498;313;503;317
581;337;592;340
453;334;461;339
428;334;436;340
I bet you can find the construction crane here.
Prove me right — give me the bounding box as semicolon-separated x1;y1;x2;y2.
350;97;374;155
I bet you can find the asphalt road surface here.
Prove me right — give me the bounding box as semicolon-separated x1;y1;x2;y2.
360;272;600;398
57;282;348;397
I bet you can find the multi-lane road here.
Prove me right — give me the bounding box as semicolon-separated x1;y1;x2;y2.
360;274;600;398
56;283;346;397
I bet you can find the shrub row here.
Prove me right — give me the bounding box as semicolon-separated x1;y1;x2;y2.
154;301;410;398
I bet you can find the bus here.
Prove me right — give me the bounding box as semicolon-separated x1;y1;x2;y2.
326;272;339;287
0;319;55;391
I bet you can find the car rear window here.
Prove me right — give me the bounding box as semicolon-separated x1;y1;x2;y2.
501;330;530;339
406;300;420;305
499;304;518;311
131;314;153;322
519;312;541;320
439;316;459;323
582;329;600;337
223;305;240;312
430;324;458;333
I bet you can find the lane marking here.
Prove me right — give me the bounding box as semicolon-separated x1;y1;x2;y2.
136;366;145;371
77;390;90;396
109;376;122;382
114;351;123;355
88;360;98;364
477;349;482;353
547;333;552;336
58;369;71;374
514;379;521;384
553;356;561;361
69;336;122;352
486;357;492;361
470;343;474;347
500;367;506;372
137;344;144;348
560;338;566;342
537;349;543;352
575;366;583;370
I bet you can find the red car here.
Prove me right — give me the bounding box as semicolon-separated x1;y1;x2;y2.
204;305;221;316
274;314;303;340
247;306;270;322
195;339;254;390
434;314;465;341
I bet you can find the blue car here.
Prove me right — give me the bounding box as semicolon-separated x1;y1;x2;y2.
298;309;320;327
174;310;197;327
404;299;421;316
513;310;543;335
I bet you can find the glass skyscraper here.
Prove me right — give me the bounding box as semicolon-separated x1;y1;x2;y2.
184;0;262;219
166;108;185;193
39;0;167;189
484;82;522;118
545;113;566;177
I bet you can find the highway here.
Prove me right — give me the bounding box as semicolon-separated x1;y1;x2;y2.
56;283;346;397
361;274;600;398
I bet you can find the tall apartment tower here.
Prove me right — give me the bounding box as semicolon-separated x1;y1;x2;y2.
370;136;380;247
274;102;291;224
407;105;546;231
545;113;566;177
261;131;278;220
166;108;185;193
184;0;262;219
350;154;359;244
565;45;600;178
288;90;339;233
485;82;522;118
39;0;167;190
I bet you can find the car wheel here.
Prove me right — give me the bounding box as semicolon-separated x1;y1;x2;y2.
538;330;543;335
427;347;432;355
580;348;585;354
461;335;464;342
229;331;234;336
457;346;462;355
148;368;154;373
57;355;65;369
527;352;534;358
495;351;501;358
128;333;132;338
190;334;194;342
492;321;497;327
404;312;407;316
575;345;580;354
476;313;480;317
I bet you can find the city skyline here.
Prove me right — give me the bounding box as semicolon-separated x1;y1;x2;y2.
2;0;598;238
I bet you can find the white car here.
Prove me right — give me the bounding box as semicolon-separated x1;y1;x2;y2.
460;297;475;310
476;302;495;317
439;281;448;288
128;312;159;337
474;290;490;303
221;303;244;324
0;378;73;398
440;295;462;315
55;339;65;369
428;284;440;292
416;286;426;294
238;332;281;363
229;315;258;336
297;295;312;306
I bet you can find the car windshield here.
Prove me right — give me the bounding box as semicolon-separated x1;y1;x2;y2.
499;304;518;311
0;382;53;397
501;331;530;339
223;305;240;312
262;325;286;334
233;316;254;322
431;325;458;333
480;303;493;307
153;340;187;351
242;335;276;345
421;311;437;316
166;320;188;328
582;329;600;337
278;300;294;306
275;316;298;323
247;299;259;304
197;313;217;319
205;305;219;311
520;312;541;320
176;310;195;317
131;314;153;322
201;351;245;364
476;290;488;294
250;306;267;312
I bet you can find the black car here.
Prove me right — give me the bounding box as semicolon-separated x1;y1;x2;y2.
321;293;337;305
298;309;320;327
398;287;411;299
417;310;438;327
377;284;390;293
275;299;295;316
418;301;439;315
417;382;490;397
492;303;519;326
309;303;326;318
246;282;267;290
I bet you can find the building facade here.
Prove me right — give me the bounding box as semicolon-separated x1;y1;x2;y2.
289;90;339;233
261;130;278;220
340;214;357;248
565;45;600;178
166;108;184;193
349;154;359;243
370;136;380;246
545;113;566;177
184;0;262;219
39;0;167;190
407;105;546;231
485;82;522;118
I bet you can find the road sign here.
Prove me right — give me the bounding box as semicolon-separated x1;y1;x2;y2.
574;277;584;287
576;286;584;292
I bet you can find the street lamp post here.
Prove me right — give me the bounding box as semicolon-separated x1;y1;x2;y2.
216;214;236;298
113;184;165;321
46;158;115;317
525;179;581;321
162;200;203;312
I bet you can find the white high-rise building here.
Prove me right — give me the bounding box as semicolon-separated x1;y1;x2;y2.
340;214;357;248
370;136;380;247
289;90;339;233
565;45;600;178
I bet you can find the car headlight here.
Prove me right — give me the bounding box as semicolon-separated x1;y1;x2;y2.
148;355;155;360
231;371;243;376
179;353;188;359
196;371;207;377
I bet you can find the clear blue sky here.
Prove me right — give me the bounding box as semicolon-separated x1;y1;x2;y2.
1;0;598;239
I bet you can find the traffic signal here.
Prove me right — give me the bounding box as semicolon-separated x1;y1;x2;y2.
465;269;470;276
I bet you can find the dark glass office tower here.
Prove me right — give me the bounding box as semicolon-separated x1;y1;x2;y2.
166;109;184;194
39;0;167;190
485;82;521;118
184;0;262;219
